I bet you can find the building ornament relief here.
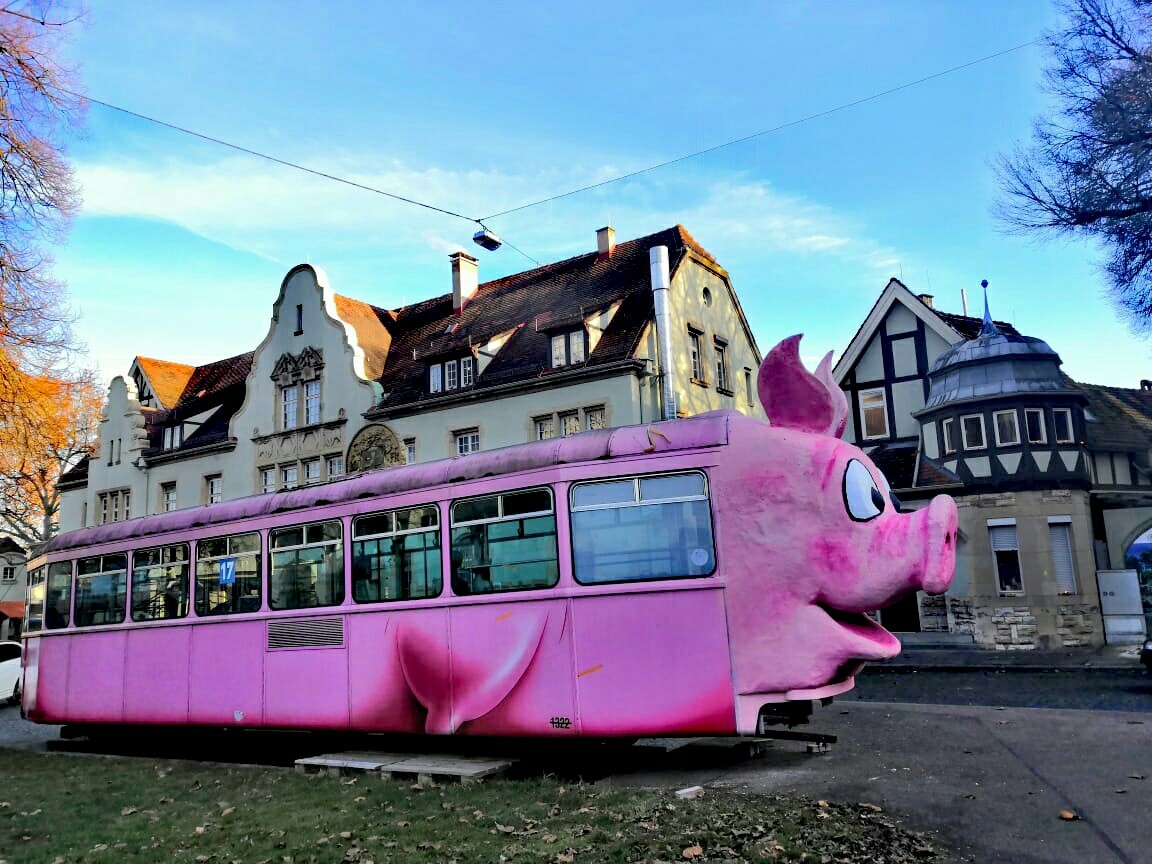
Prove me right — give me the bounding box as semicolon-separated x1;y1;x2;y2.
271;346;325;385
346;423;405;472
252;415;346;461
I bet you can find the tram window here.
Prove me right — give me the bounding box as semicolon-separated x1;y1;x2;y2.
352;505;441;602
270;520;344;610
450;488;558;595
24;567;45;633
195;531;261;616
131;543;189;622
45;561;73;629
75;553;129;626
570;471;715;585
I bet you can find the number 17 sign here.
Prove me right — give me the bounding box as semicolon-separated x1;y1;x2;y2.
218;557;237;586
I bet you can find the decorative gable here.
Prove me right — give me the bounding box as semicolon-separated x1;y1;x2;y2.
271;347;325;385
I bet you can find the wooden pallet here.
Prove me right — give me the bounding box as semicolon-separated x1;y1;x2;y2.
295;751;515;784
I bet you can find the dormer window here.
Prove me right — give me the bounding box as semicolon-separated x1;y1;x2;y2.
162;425;184;450
429;355;475;394
551;331;586;368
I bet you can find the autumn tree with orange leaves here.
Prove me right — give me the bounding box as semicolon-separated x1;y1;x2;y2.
0;371;100;547
0;2;95;548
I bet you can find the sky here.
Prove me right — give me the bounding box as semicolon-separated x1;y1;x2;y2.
41;0;1151;388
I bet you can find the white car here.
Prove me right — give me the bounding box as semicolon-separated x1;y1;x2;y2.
0;641;21;705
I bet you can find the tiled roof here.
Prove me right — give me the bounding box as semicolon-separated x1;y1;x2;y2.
175;352;254;409
135;356;196;409
146;351;254;457
866;442;919;490
333;294;394;379
866;443;960;492
1078;382;1152;451
929;307;1021;339
372;225;715;412
915;454;961;488
57;454;90;487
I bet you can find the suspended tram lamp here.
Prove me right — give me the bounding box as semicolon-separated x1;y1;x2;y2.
472;226;503;251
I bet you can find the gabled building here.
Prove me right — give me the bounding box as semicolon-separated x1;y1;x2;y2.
57;225;762;534
835;278;1152;649
0;537;27;641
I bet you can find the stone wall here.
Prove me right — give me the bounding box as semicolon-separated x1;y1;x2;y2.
1055;603;1099;648
991;605;1038;650
947;598;976;635
918;594;949;632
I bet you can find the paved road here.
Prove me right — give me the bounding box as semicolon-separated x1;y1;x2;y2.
855;667;1152;712
4;670;1151;864
604;700;1151;864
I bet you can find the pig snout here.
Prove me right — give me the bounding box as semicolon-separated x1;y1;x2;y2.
917;494;958;595
813;492;959;612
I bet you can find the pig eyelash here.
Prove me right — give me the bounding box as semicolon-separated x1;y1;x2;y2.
843;459;885;522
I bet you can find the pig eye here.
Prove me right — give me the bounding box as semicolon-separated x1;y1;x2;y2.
843;459;885;522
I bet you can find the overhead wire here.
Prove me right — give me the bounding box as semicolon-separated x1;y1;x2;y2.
479;37;1044;221
10;17;1041;267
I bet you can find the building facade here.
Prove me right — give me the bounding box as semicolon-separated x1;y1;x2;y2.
835;279;1152;649
0;537;27;641
58;225;763;533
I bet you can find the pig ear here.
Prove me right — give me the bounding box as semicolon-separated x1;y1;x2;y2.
758;335;847;437
814;350;849;438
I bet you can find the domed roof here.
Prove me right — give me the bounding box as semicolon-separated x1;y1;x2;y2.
922;296;1078;410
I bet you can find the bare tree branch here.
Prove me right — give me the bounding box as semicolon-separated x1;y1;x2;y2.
998;0;1152;326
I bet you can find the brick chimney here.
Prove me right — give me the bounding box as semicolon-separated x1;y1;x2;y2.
451;251;479;312
918;293;934;308
597;226;616;258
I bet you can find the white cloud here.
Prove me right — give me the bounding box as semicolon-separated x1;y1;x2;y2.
73;155;904;281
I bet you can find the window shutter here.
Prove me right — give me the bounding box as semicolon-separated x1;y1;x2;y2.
989;524;1017;551
1048;523;1077;594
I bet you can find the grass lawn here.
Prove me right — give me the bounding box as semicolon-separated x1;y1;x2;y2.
0;750;944;863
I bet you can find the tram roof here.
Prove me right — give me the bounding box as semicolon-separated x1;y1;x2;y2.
44;411;738;555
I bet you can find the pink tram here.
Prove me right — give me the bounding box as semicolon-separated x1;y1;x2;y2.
21;337;957;738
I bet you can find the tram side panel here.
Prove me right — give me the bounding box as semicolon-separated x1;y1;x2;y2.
571;587;735;737
348;608;443;734
451;598;576;737
188;621;265;727
65;630;128;724
264;621;350;730
124;626;191;724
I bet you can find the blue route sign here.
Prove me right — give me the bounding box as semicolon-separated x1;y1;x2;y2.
218;557;237;586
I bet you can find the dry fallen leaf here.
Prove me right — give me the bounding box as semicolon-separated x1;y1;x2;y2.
221;807;236;817
1059;810;1079;821
683;845;704;859
120;807;138;817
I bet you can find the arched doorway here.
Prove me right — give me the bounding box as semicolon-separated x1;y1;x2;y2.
1123;527;1152;633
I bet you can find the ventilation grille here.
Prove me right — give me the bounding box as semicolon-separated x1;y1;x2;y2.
267;617;344;650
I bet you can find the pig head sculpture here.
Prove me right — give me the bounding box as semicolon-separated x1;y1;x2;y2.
715;334;958;697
